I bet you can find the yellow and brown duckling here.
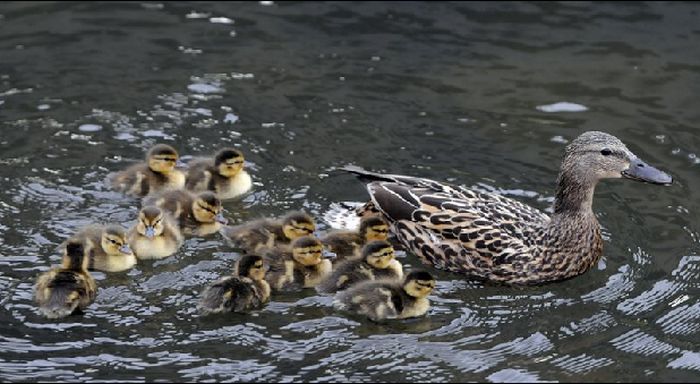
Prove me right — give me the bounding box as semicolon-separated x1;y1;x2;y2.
264;235;334;290
342;131;674;285
127;206;184;260
143;189;227;236
333;270;435;322
109;144;186;198
316;240;403;294
34;241;97;319
185;148;253;200
320;215;389;264
198;255;271;315
221;211;316;254
64;224;136;272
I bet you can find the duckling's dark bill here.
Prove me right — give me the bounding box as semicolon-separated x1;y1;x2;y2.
622;158;673;185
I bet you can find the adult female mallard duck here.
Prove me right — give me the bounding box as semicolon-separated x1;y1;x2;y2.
316;240;403;294
128;206;184;259
109;144;186;197
35;242;97;319
63;224;136;272
185;148;253;200
333;270;435;321
198;255;271;315
221;211;316;254
320;216;390;264
143;189;227;236
341;131;673;285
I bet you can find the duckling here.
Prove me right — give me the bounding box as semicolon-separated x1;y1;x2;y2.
316;240;403;294
264;236;333;290
221;211;316;254
185;148;253;200
64;224;136;272
34;242;97;319
127;206;184;260
333;270;435;322
143;189;227;236
198;255;271;314
109;144;186;198
320;216;389;264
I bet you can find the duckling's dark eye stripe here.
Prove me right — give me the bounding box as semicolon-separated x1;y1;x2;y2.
198;204;217;214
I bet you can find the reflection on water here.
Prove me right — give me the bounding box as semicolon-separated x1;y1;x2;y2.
1;1;699;382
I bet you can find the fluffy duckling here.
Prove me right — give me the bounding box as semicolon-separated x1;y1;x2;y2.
34;242;97;319
185;148;253;200
198;255;271;315
64;224;136;272
143;189;227;236
333;270;435;322
320;216;389;264
109;144;186;198
264;236;333;290
316;240;403;294
128;206;184;260
221;211;316;254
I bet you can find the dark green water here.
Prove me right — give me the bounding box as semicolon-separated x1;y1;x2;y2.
1;1;699;382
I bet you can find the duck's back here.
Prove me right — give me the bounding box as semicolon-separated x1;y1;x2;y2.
333;279;401;321
35;269;96;318
199;276;261;314
360;173;558;283
223;219;282;253
185;158;215;192
144;189;193;225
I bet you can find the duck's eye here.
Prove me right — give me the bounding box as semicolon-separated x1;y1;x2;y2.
600;148;612;156
110;239;117;244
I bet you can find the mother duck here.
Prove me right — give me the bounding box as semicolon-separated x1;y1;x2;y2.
342;131;672;285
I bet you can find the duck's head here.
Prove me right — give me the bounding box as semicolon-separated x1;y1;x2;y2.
403;270;436;298
147;144;179;174
215;148;245;178
291;236;326;266
359;216;390;242
100;225;133;257
62;241;89;271
137;206;166;239
562;131;672;185
362;240;395;269
236;254;267;281
192;191;227;224
281;211;316;240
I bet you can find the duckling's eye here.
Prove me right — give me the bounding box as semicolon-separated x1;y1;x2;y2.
110;239;117;244
600;148;612;156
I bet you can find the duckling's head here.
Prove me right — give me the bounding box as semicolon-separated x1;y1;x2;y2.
291;236;325;266
137;206;166;239
403;270;436;298
100;225;133;257
236;255;267;281
359;216;389;242
147;144;179;174
215;148;245;178
192;192;227;224
362;240;395;269
62;241;88;271
561;131;672;185
282;211;316;240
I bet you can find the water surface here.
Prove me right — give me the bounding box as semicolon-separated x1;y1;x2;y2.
1;2;699;382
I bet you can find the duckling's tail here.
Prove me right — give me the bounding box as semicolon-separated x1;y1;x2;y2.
323;201;364;230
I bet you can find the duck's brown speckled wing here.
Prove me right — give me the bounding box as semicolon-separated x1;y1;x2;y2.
348;166;554;283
